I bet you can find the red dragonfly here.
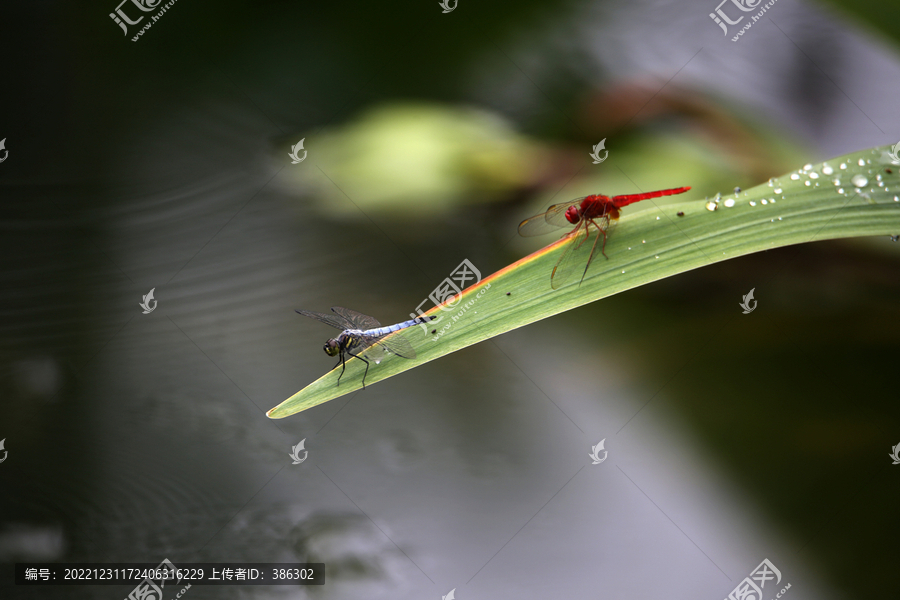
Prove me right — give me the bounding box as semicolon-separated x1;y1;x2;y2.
518;186;691;289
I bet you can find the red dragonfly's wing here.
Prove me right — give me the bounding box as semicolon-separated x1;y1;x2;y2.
550;216;618;289
549;221;592;290
517;198;582;237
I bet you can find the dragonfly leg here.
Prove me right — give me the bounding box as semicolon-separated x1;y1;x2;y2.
334;352;346;385
578;219;609;286
346;349;371;389
589;217;610;259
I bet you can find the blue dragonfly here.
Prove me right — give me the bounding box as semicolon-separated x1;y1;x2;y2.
296;307;435;388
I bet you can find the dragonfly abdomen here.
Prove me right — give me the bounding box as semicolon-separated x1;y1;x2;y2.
363;316;434;337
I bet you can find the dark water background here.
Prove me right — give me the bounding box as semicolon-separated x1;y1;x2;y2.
2;0;900;598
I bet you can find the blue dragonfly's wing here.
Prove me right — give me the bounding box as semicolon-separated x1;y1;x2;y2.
353;326;419;361
295;309;355;331
330;307;382;330
369;333;416;360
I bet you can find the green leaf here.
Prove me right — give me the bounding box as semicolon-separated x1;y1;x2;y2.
268;146;900;419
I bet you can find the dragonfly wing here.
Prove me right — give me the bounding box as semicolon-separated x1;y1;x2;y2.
517;199;580;236
370;332;417;360
549;223;590;290
357;337;389;363
295;309;354;330
331;307;382;330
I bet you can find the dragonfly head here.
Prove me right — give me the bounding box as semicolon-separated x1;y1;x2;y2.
323;339;341;357
565;205;581;224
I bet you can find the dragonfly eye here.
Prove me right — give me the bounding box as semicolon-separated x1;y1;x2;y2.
565;205;580;224
323;340;340;356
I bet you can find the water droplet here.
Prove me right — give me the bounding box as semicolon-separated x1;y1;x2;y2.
724;198;735;207
790;173;800;180
858;159;866;166
774;187;782;194
749;201;757;206
804;181;811;186
778;217;782;221
809;172;819;179
734;186;741;194
705;200;718;211
761;199;768;204
822;165;833;175
840;163;847;169
655;255;659;259
851;174;868;187
767;178;775;187
832;178;841;186
892;235;900;242
894;196;899;202
876;174;883;181
642;239;646;243
803;163;813;171
656;216;660;220
770;199;776;203
837;188;844;194
621;270;625;274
